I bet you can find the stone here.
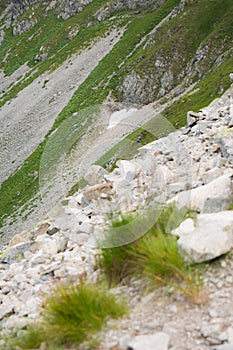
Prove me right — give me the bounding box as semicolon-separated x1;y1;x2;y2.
227;328;233;344
9;230;31;247
116;160;140;182
201;197;232;213
176;211;233;263
0;242;32;264
217;129;233;161
125;332;169;350
84;165;108;185
46;226;59;236
0;303;14;320
201;324;222;338
82;182;113;201
187;111;200;127
229;73;233;81
171;172;232;211
202;167;223;184
34;223;50;238
171;218;195;237
212;345;233;350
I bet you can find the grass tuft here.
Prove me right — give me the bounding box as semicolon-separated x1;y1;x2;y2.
98;207;202;298
5;281;126;349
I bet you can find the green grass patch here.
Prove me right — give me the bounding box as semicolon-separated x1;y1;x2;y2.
5;281;126;349
0;143;44;231
98;207;202;299
116;0;233;101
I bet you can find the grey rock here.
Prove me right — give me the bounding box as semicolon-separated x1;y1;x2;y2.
0;303;14;321
171;171;233;211
201;324;222;338
187;111;200;127
47;227;59;236
0;242;32;264
212;345;233;350
176;211;233;263
202;197;232;214
84;165;108;186
56;0;93;20
202;167;223;184
13;18;37;35
125;332;169;350
116;160;140;182
217;130;233;163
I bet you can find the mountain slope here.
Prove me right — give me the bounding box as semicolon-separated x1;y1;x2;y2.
0;0;232;240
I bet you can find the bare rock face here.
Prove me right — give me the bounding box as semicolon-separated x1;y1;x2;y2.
9;0;94;35
120;70;156;104
11;0;38;19
12;17;37;35
55;0;93;20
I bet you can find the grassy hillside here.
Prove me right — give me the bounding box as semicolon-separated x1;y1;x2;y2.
0;0;232;235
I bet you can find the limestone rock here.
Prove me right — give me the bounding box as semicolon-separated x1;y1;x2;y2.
175;211;233;263
213;345;233;350
0;242;32;264
171;171;233;211
9;230;31;247
187;111;200;127
125;332;169;350
0;303;14;321
116;160;140;182
201;197;232;214
84;165;108;185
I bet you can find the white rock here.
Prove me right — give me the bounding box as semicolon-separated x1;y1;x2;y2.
227;327;233;344
177;211;233;263
116;159;140;182
202;167;223;184
171;172;232;211
152;165;174;187
84;165;108;185
171;218;195;237
0;303;14;320
126;332;170;350
187;111;199;127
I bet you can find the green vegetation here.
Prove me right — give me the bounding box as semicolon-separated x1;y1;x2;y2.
5;281;126;349
0;0;111;76
98;207;202;299
116;0;233;101
0;0;233;234
0;0;181;231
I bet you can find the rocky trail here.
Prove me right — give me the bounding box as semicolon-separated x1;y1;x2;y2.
0;80;232;349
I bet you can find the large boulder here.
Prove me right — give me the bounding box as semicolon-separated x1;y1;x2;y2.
170;170;233;211
172;211;233;263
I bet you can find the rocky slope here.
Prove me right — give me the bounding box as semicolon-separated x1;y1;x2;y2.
0;0;233;238
0;1;233;347
0;78;232;350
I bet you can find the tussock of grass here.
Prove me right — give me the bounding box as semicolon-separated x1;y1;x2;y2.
98;207;201;298
5;281;126;349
